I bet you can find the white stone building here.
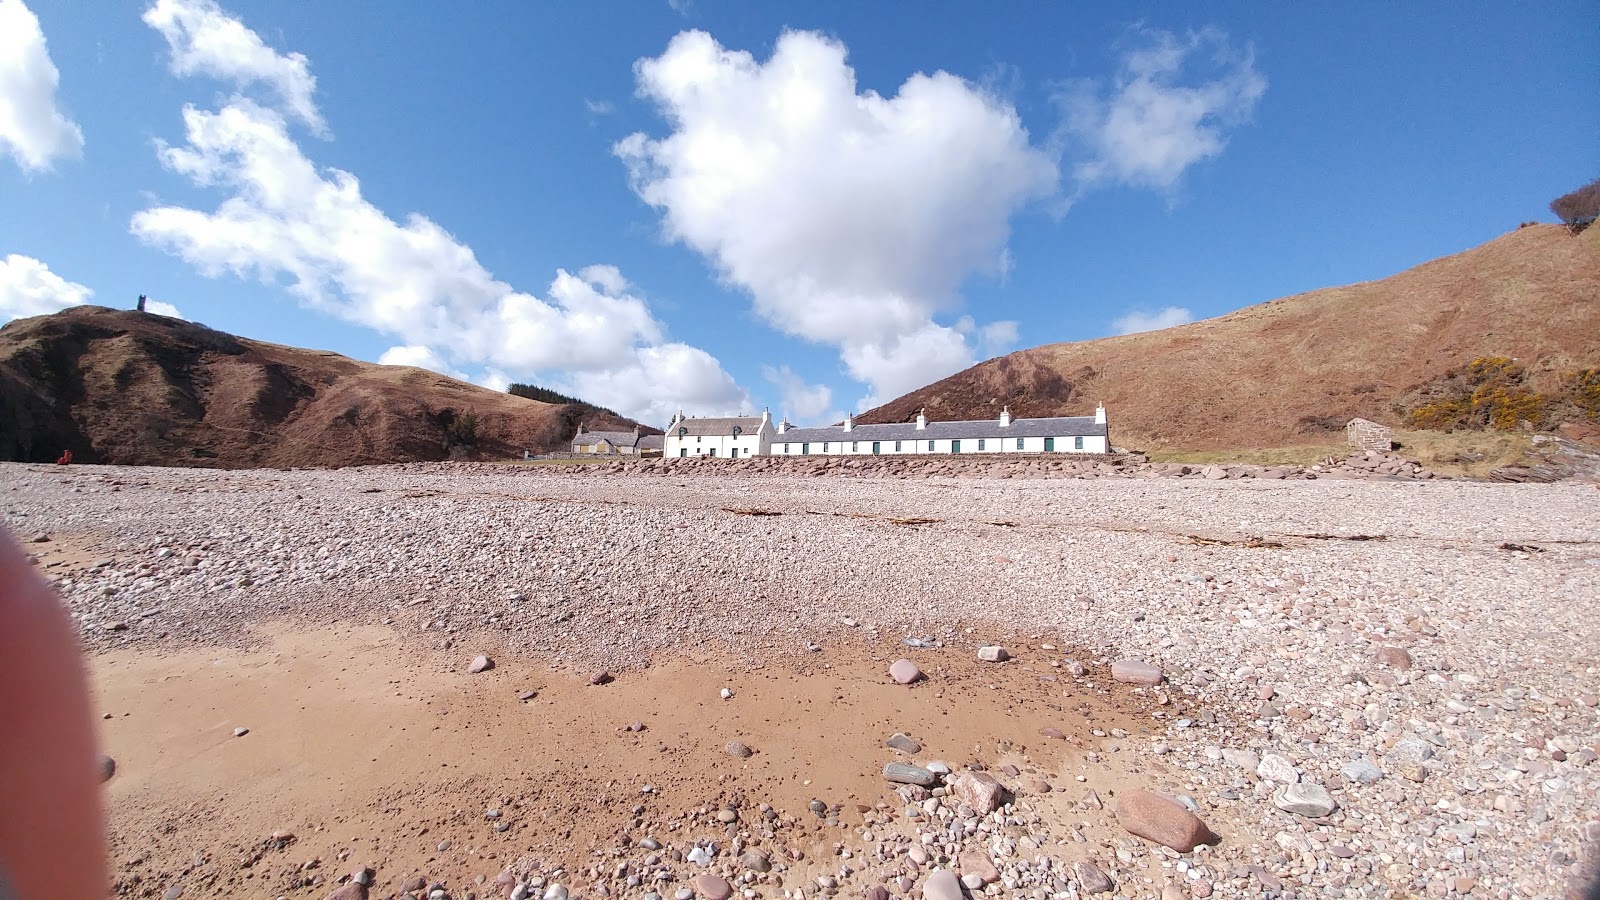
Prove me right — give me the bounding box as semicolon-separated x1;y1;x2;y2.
663;410;774;459
769;405;1109;456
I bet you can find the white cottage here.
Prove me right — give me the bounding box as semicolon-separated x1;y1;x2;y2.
663;410;774;459
769;405;1110;457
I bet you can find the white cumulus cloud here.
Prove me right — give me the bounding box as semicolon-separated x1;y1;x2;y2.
0;253;92;320
0;0;85;172
131;3;748;425
1059;27;1265;195
617;29;1057;409
143;0;326;135
145;298;185;318
762;364;834;424
378;344;468;381
1111;305;1193;335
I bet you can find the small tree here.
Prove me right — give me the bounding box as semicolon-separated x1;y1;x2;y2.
446;410;478;447
1550;177;1600;227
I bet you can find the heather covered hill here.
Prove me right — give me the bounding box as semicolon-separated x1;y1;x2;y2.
861;224;1600;450
0;306;646;467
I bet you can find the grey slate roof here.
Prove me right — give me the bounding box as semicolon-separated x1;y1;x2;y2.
671;416;766;436
773;415;1105;446
636;434;664;451
573;430;638;447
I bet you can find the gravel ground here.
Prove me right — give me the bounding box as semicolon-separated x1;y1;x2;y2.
4;461;1599;898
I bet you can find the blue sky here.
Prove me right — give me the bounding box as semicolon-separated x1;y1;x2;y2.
2;1;1596;425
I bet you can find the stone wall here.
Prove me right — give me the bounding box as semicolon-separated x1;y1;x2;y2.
1346;418;1394;451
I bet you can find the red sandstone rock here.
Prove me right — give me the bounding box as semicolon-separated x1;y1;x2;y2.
1375;646;1413;669
952;771;1007;815
1114;789;1217;852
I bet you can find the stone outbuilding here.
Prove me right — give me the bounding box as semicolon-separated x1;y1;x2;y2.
1345;418;1394;451
571;424;646;455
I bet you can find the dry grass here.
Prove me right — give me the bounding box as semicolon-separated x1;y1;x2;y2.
863;224;1600;451
1388;429;1532;477
1148;444;1343;468
1148;429;1536;478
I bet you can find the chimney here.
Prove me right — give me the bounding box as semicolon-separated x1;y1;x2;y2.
915;409;927;430
843;412;854;432
778;419;788;434
1094;402;1107;425
761;407;771;428
999;406;1011;427
577;421;586;434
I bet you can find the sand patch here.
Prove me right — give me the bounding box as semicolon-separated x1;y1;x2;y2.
92;625;1193;898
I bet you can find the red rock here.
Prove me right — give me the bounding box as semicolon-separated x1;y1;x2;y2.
888;659;923;684
1039;726;1065;740
693;874;732;900
1111;659;1164;685
864;887;889;900
958;850;1000;884
952;771;1007;815
1114;789;1217;852
590;671;613;685
1375;646;1412;669
324;884;367;900
1075;861;1114;893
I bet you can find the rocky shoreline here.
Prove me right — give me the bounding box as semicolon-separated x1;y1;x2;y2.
3;461;1598;898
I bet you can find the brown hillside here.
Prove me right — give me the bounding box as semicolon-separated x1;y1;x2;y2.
0;306;649;467
861;224;1600;449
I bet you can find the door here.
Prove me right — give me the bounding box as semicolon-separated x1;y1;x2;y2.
952;440;961;453
871;441;880;455
1044;437;1055;452
802;443;810;455
679;448;686;457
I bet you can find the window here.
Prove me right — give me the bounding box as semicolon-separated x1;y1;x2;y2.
851;441;858;452
894;440;902;451
928;440;935;451
977;439;985;451
1074;436;1084;450
1016;437;1024;450
783;443;790;454
822;442;829;452
696;435;702;443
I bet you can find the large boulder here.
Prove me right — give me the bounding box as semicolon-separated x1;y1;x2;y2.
1114;789;1217;852
952;771;1007;815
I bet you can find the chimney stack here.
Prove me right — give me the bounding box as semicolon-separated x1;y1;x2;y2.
1094;402;1107;425
915;409;927;430
843;412;854;432
999;406;1012;427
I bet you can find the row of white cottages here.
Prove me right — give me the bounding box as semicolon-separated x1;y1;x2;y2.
661;405;1110;458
